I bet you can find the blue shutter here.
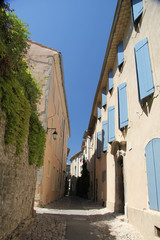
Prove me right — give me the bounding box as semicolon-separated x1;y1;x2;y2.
102;88;107;107
117;41;124;67
108;106;115;143
108;70;113;92
118;82;128;129
145;139;160;211
97;103;101;119
132;0;143;22
97;132;101;159
134;38;154;101
102;121;107;152
152;139;160;211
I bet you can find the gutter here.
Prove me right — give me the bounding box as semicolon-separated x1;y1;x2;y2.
58;53;71;138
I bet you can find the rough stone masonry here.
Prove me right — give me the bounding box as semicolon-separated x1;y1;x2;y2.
0;112;37;240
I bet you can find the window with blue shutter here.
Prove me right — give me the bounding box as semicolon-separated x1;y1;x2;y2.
102;88;107;107
108;70;113;92
102;121;107;152
108;106;115;143
97;103;101;119
118;82;128;129
145;139;160;211
134;38;154;102
97;132;101;159
131;0;143;23
117;41;124;68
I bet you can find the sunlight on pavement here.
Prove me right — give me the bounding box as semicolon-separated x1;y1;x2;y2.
34;207;110;216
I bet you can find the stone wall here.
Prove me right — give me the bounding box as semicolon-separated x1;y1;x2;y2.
0;114;37;240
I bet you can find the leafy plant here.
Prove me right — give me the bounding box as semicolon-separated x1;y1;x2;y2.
0;3;46;167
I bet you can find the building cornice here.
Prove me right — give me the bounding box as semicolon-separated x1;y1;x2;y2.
87;0;131;136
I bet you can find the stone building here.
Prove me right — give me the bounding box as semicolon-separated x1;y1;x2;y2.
70;150;83;178
26;40;70;206
70;150;83;195
86;0;160;239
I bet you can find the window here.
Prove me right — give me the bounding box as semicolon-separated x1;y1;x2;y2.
108;70;113;92
102;88;107;107
134;38;154;102
49;118;53;144
118;82;128;129
52;167;56;191
108;106;115;143
117;41;124;68
97;131;101;159
102;171;106;182
97;103;101;119
47;159;51;177
102;121;107;152
131;0;143;23
145;139;160;211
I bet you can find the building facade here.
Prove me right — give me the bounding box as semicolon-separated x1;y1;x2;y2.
26;40;70;206
70;150;83;195
70;150;83;178
86;0;160;239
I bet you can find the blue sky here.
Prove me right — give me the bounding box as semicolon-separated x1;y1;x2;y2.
8;0;117;162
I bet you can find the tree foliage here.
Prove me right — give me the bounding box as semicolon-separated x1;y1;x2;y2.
76;156;90;198
0;3;46;167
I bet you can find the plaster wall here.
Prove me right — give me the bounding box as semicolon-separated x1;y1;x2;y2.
105;0;160;238
88;0;160;238
27;42;70;206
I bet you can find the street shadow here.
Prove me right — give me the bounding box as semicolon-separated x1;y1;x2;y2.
46;196;105;210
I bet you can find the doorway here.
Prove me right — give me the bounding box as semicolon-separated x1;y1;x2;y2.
115;156;124;213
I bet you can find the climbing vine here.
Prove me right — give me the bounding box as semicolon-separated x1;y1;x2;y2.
0;2;46;167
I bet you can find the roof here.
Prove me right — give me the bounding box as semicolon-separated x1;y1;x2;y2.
28;40;60;54
87;0;131;136
70;150;83;162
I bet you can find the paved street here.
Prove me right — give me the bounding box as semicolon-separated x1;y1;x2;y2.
12;196;144;240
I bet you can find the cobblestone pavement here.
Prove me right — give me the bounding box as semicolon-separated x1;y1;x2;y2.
18;214;66;240
10;196;144;240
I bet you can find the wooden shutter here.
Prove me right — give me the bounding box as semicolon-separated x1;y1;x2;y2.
102;121;107;152
118;82;128;129
134;38;154;101
145;139;160;211
152;139;160;210
102;88;107;107
97;132;101;159
132;0;143;22
108;106;115;143
108;70;113;92
97;103;101;119
117;41;124;67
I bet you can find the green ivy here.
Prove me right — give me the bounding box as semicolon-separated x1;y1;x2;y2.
0;4;46;167
28;113;46;167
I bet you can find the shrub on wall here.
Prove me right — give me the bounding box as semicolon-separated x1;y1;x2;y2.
0;2;46;167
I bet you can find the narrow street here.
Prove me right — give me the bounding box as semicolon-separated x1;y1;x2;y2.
11;196;144;240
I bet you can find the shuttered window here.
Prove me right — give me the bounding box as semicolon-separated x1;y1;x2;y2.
97;103;101;119
117;41;124;67
134;38;154;102
102;121;107;152
145;139;160;211
97;132;101;159
108;106;115;143
102;88;107;107
131;0;143;22
118;82;128;129
108;70;113;92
